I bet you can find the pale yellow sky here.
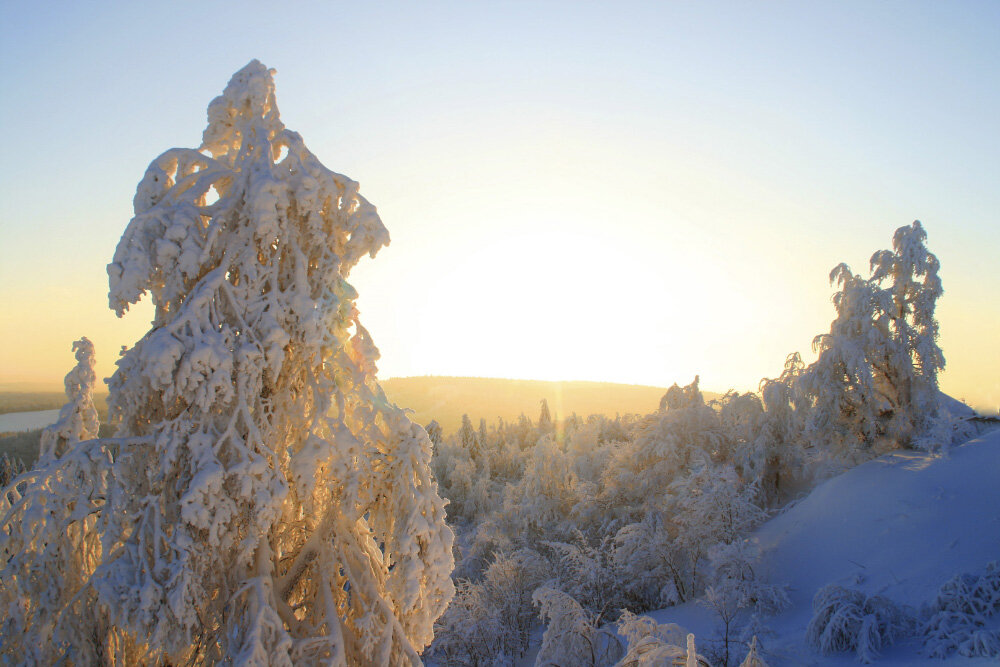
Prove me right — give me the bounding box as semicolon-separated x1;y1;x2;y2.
1;2;998;413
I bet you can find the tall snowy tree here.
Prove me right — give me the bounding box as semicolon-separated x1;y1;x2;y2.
796;221;946;455
867;220;945;440
1;60;453;665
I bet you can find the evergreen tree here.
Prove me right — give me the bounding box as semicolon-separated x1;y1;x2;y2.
538;398;553;432
478;417;489;450
459;413;479;459
38;337;100;463
1;60;453;665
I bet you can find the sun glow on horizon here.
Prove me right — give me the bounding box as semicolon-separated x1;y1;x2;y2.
1;3;998;415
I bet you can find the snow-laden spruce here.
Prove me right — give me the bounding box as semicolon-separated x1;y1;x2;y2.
0;60;454;665
38;337;99;463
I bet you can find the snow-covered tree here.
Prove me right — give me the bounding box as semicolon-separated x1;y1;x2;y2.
755;353;806;504
544;534;623;618
795;221;947;457
798;263;893;455
502;434;581;541
603;377;724;518
538;398;554;433
0;454;25;488
868;220;945;423
532;587;622;667
426;419;444;448
431;549;548;666
1;60;453;665
701;540;788;666
38;337;100;463
459;413;480;459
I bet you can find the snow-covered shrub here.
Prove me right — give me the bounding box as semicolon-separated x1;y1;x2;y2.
754;353;807;505
533;587;623;667
614;512;685;608
715;391;766;468
614;623;710;667
38;337;99;463
613;460;768;609
604;377;725;519
1;61;454;665
911;408;978;454
922;562;1000;658
738;636;769;667
431;549;548;666
502;435;583;541
701;540;789;666
430;580;503;666
806;584;914;663
454;517;517;580
545;534;624;618
616;609;687;650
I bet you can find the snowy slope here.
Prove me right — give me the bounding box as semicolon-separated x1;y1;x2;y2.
647;426;1000;665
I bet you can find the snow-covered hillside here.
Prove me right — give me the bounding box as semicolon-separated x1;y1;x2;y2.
647;425;1000;665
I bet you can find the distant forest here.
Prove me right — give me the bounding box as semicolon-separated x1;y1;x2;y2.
1;377;709;433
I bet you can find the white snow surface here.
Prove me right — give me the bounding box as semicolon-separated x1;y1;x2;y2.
643;426;1000;665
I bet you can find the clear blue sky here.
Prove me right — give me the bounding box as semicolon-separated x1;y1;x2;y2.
1;1;998;410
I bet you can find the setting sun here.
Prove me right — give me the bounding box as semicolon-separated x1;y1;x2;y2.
1;5;999;664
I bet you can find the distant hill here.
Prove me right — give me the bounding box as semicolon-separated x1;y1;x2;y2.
381;376;715;433
0;392;109;417
0;376;718;435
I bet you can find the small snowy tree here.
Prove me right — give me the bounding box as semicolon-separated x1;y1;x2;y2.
538;398;554;433
1;61;454;665
738;637;768;667
701;540;788;666
38;337;100;463
532;587;622;667
459;413;480;459
0;454;25;488
430;549;548;666
755;353;805;505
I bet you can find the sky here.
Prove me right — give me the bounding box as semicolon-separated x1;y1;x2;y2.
1;1;998;412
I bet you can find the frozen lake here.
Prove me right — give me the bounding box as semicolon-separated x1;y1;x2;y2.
0;409;59;433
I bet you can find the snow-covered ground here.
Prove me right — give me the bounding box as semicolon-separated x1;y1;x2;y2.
0;409;59;433
645;425;1000;665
